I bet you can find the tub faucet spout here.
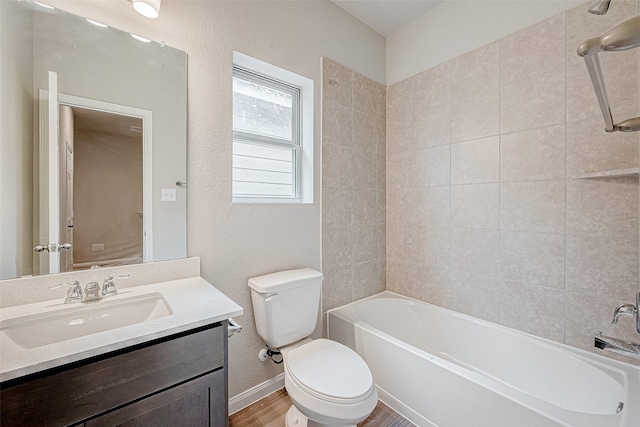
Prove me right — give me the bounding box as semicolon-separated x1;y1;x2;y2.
595;332;640;360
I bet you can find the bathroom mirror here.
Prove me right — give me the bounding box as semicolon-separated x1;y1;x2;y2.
0;0;187;280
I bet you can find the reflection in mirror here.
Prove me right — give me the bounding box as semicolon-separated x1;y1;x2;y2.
0;0;187;280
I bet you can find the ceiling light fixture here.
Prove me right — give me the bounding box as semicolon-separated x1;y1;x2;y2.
132;0;161;19
33;1;54;9
130;33;151;43
85;18;108;28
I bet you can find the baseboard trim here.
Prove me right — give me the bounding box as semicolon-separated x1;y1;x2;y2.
229;373;285;415
376;385;433;427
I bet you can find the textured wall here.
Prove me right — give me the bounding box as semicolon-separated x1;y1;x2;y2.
321;58;386;328
386;1;640;365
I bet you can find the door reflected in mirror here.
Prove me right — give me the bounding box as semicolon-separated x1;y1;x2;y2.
0;0;187;279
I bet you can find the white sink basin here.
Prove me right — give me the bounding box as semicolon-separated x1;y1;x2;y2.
0;293;172;355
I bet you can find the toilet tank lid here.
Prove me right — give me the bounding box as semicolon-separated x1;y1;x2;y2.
248;268;323;293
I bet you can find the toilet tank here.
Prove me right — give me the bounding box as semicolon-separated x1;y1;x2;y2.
248;268;323;349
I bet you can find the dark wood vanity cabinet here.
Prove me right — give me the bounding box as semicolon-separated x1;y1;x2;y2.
0;322;229;427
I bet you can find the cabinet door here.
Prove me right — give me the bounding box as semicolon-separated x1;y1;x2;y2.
86;369;227;427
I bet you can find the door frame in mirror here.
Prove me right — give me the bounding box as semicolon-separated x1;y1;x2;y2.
37;91;153;275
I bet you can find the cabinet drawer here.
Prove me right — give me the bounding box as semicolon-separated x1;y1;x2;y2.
0;323;225;427
86;369;226;427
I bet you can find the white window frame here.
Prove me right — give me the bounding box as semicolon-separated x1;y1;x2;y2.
232;51;314;204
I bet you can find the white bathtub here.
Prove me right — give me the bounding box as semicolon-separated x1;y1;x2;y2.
327;292;640;427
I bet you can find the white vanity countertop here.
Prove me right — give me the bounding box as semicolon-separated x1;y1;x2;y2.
0;277;243;382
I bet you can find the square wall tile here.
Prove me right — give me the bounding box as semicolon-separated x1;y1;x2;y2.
500;231;565;289
351;188;378;227
353;110;382;152
323;144;354;188
451;136;500;185
352;224;385;264
387;113;415;152
451;183;499;229
322;225;352;268
501;70;565;134
353;260;383;301
386;254;427;298
409;258;450;307
451;88;500;143
451;228;500;277
322;265;353;312
500;14;566;85
353;149;378;189
566;118;638;177
500;125;565;182
322;186;352;228
386;187;424;226
387;78;412;122
450;42;500;98
500;180;565;233
353;73;380;117
422;186;452;230
322;101;352;147
500;281;565;343
387;149;420;190
412;61;451;103
414;98;451;148
322;58;352;108
418;145;451;187
448;270;500;323
566;178;638;236
566;233;639;300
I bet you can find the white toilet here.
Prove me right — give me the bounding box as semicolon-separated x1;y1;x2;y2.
248;268;378;427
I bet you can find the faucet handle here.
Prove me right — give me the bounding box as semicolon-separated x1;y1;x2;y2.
612;303;636;324
102;274;129;297
50;280;83;303
49;280;80;290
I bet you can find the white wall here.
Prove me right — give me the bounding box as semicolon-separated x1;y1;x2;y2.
386;0;588;85
39;0;385;397
0;1;33;279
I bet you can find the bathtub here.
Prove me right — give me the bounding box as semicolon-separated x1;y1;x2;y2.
327;292;640;427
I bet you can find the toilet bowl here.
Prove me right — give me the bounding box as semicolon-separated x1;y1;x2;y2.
282;339;378;427
248;269;378;426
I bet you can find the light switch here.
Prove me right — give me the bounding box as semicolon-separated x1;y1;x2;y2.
161;188;177;202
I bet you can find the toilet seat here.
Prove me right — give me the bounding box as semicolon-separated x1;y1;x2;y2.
283;339;378;426
285;339;374;404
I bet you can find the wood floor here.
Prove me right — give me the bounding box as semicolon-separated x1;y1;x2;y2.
229;388;415;427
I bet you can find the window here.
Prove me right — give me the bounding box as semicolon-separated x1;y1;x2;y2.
232;52;313;203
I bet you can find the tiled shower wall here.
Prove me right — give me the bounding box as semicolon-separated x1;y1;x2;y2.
321;58;386;320
386;2;640;364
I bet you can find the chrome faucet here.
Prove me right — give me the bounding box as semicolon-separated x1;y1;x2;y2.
83;282;102;301
595;333;640;359
594;292;640;359
102;275;129;297
51;275;129;304
49;280;83;303
612;292;640;334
